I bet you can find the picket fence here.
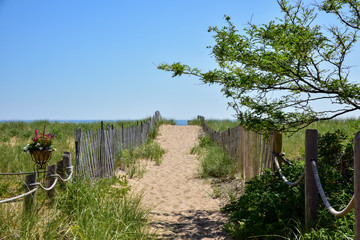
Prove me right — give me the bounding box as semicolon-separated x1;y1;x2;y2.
197;116;274;181
74;111;162;179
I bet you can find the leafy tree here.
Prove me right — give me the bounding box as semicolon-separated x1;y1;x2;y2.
320;0;360;30
158;0;360;133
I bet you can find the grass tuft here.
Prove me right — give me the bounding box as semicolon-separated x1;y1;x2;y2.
192;137;237;179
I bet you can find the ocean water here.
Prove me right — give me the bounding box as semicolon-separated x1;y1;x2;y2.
1;119;190;126
174;120;188;126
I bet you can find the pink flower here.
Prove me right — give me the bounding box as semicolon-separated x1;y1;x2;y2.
33;137;38;142
35;129;39;137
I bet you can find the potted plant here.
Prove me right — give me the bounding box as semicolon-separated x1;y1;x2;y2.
24;128;56;169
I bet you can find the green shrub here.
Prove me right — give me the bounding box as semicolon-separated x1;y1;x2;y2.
318;130;354;184
222;163;305;239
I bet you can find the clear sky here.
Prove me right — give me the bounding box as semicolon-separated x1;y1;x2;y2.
0;0;359;121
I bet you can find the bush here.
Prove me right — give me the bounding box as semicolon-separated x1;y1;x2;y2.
222;163;305;239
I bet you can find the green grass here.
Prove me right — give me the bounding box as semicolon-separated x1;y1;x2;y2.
191;137;237;179
283;118;359;160
115;142;166;178
188;118;240;131
0;176;155;239
204;119;240;131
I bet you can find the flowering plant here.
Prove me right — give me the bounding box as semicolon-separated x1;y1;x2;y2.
23;129;56;153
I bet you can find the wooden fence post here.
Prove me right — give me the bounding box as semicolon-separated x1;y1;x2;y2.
24;172;37;213
121;124;124;149
354;133;360;240
197;115;205;126
273;132;283;168
56;160;65;188
46;164;57;199
305;129;318;231
100;121;104;177
63;151;72;176
57;151;72;186
75;129;81;177
111;125;116;165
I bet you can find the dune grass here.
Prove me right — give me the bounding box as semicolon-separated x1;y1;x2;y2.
191;137;237;180
0;176;155;239
283;118;359;160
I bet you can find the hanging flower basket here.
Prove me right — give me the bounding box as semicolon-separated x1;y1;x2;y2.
30;149;52;169
24;127;56;169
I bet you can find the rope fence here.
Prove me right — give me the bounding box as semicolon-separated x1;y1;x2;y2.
274;153;354;216
272;130;360;239
0;152;72;213
0;187;38;204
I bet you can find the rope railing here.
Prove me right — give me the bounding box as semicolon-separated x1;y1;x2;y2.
0;165;73;204
282;156;293;166
30;178;59;191
273;153;305;186
273;152;355;218
311;159;355;217
271;131;360;236
49;166;73;182
0;187;38;204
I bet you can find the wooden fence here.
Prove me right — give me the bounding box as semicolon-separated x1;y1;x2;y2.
197;116;274;181
74;111;162;179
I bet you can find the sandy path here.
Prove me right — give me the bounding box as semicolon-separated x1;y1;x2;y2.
120;125;228;239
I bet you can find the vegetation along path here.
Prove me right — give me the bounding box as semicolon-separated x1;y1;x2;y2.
119;125;228;239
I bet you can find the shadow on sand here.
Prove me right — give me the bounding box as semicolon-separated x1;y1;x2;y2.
151;209;230;240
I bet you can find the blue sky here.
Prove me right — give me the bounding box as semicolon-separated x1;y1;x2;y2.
0;1;359;121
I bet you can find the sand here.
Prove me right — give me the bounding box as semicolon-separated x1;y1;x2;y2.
117;125;229;239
